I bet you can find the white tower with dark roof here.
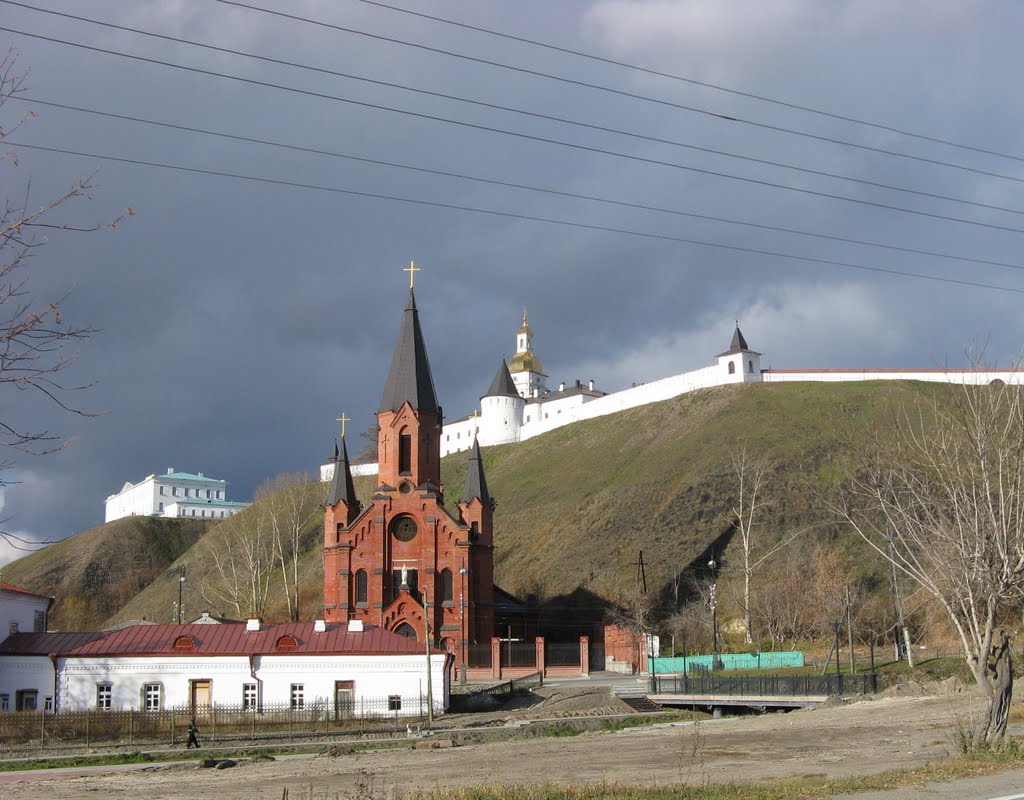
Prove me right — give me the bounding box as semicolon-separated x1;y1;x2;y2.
479;359;525;445
716;325;762;383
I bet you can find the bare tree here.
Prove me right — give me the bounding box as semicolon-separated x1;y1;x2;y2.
840;357;1024;744
199;508;276;619
730;448;803;643
0;51;129;542
256;472;320;622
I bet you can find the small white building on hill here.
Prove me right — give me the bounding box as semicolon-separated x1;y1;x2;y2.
104;469;249;523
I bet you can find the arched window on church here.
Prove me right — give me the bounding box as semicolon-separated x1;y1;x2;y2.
398;429;412;474
748;360;754;374
728;361;736;375
355;569;368;606
440;568;453;606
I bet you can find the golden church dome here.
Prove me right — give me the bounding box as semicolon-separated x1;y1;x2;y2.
508;350;543;374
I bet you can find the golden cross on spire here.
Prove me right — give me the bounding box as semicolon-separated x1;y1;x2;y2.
471;410;479;420
404;260;421;288
336;412;351;438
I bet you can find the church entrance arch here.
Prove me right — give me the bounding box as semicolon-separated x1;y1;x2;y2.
393;622;417;640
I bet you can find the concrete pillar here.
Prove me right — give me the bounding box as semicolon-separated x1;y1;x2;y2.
535;636;545;676
491;637;501;679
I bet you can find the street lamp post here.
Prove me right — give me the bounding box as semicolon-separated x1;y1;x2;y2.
459;563;469;684
708;559;719;671
178;568;186;625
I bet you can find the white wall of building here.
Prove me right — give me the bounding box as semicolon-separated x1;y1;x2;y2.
0;591;50;643
54;653;447;712
0;656;55;711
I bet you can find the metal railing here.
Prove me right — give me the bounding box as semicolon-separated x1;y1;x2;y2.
650;673;879;697
546;642;581;667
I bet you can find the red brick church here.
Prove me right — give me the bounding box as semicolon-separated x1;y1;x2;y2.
322;287;500;668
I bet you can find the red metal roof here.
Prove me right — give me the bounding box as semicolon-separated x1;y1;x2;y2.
1;582;49;599
0;622;440;658
0;631;106;656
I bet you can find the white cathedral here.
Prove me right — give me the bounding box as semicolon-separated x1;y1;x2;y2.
324;311;1023;481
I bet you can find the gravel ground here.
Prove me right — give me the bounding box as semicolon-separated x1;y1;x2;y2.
0;682;1008;799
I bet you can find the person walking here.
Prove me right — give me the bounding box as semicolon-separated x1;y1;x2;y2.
186;716;200;749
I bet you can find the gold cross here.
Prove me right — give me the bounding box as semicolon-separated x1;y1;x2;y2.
336;412;351;438
404;260;421;288
471;410;479;420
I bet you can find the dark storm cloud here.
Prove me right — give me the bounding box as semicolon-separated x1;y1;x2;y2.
2;0;1023;554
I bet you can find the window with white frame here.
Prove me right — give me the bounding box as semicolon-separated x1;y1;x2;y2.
44;697;53;712
290;684;304;709
0;694;8;711
388;695;402;711
160;486;166;496
97;683;112;710
143;683;161;711
243;683;257;710
33;610;45;632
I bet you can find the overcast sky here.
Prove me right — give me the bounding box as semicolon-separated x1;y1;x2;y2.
2;0;1023;562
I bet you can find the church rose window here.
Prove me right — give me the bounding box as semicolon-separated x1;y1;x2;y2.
391;516;418;542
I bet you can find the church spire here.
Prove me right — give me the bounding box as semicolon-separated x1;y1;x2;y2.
460;437;492;506
379;289;439;414
326;435;358;508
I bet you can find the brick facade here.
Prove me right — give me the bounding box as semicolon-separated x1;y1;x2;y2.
323;289;496;670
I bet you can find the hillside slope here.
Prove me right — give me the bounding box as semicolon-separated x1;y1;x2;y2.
1;517;209;629
105;380;933;626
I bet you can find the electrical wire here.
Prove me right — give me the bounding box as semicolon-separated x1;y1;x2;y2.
5;1;1020;216
7;139;1024;295
214;0;1024;176
4;25;1024;237
357;0;1024;166
18;94;1024;275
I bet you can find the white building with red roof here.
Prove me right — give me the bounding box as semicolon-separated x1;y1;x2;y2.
0;619;448;715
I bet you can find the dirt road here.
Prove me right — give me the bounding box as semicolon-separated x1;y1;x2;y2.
0;686;998;799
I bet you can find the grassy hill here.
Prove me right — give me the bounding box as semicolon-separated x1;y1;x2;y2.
1;517;209;629
10;380;942;629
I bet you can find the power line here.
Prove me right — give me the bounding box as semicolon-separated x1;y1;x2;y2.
5;25;1024;237
357;0;1024;167
7;139;1024;295
6;1;1020;216
19;94;1024;275
214;0;1024;177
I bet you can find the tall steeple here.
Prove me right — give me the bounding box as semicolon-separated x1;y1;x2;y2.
459;437;492;506
377;287;443;489
379;289;439;415
508;308;547;399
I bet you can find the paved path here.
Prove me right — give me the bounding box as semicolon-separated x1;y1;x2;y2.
832;768;1024;800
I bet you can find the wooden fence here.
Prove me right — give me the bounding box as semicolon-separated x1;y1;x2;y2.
0;696;440;751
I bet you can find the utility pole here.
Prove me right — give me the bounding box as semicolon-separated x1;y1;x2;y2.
459;561;468;684
423;589;434;726
888;542;913;668
845;585;855;673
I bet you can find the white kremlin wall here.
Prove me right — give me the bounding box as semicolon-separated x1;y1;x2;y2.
322;323;1023;483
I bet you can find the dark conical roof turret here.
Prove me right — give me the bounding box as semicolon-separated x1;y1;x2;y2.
326;436;358;508
483;358;519;399
379;289;440;414
459;437;492;505
717;324;761;357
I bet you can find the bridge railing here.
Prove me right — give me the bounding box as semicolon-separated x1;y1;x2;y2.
650;673;878;697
